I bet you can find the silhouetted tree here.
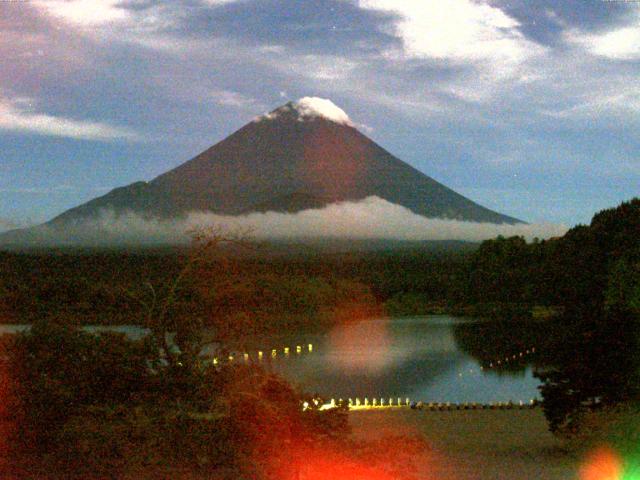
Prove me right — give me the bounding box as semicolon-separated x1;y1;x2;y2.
129;226;254;371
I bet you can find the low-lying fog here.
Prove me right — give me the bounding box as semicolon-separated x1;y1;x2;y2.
1;196;567;245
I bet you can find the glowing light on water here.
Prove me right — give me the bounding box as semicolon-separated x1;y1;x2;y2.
326;318;392;373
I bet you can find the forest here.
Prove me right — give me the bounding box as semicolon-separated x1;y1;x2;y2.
456;198;640;441
0;241;466;331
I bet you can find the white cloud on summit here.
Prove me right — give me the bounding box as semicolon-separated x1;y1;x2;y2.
0;96;138;141
255;97;355;126
294;97;353;125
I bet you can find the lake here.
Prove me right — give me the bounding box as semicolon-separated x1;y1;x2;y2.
248;316;541;404
0;316;541;404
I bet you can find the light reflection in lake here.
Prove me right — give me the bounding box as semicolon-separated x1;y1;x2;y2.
256;316;541;403
0;316;541;403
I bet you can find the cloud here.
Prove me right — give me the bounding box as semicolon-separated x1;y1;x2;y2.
201;0;243;5
254;96;355;126
293;55;358;81
293;97;353;125
355;0;544;68
544;86;640;120
210;89;264;110
18;196;567;245
32;0;130;27
30;0;243;50
30;0;184;54
564;13;640;60
0;96;139;141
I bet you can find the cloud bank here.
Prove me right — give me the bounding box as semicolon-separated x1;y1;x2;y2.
0;97;138;141
15;196;567;245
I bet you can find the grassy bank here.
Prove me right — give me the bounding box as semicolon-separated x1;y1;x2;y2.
349;409;578;480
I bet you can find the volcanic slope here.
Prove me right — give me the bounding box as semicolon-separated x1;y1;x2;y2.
48;98;521;226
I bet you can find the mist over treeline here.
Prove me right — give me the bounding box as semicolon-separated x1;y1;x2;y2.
0;198;637;331
0;196;567;246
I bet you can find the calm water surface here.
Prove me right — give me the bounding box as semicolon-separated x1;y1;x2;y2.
254;316;541;404
0;316;540;403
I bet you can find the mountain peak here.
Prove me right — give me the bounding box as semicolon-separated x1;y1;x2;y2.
0;97;524;245
256;96;354;126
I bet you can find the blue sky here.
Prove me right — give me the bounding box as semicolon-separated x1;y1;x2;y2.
1;0;639;230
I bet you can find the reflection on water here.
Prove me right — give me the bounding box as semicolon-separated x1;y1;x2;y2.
452;318;549;376
260;316;541;403
0;324;150;339
0;316;542;403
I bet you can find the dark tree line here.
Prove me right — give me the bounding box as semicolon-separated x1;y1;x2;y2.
460;199;639;316
458;199;640;434
0;244;467;329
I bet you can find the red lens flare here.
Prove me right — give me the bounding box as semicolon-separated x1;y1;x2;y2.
580;446;623;480
327;315;391;373
299;445;398;480
0;353;13;473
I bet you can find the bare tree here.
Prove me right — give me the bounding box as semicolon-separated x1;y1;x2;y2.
130;225;254;370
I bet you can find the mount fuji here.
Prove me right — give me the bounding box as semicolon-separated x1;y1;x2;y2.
1;97;522;246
